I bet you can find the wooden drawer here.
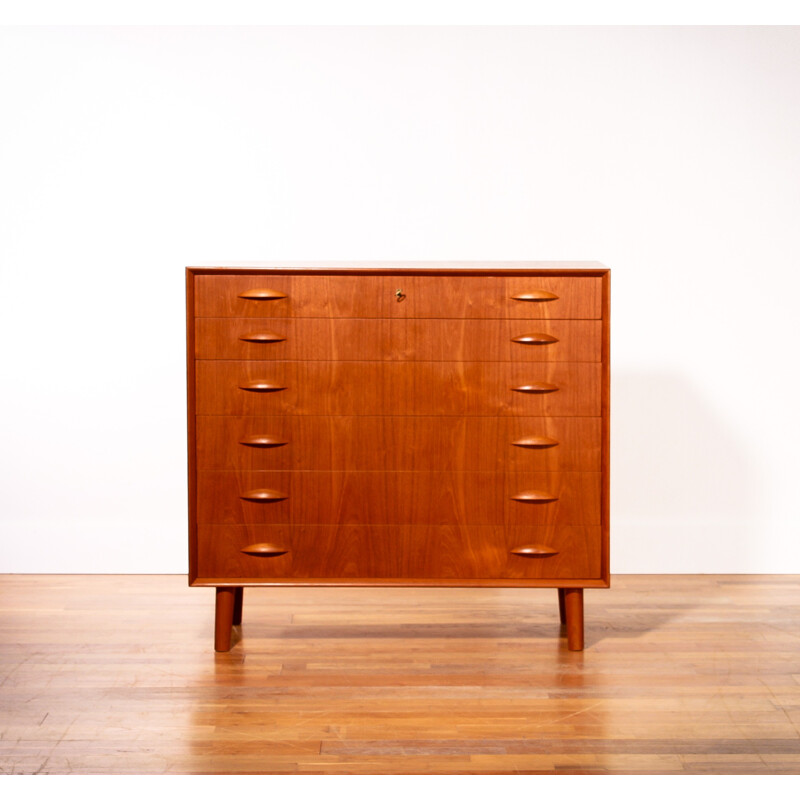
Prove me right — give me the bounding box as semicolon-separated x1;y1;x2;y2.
195;361;601;416
196;524;603;581
195;274;386;318
195;318;601;362
396;319;600;361
196;318;391;361
194;274;602;319
390;275;602;319
196;416;602;472
196;471;601;526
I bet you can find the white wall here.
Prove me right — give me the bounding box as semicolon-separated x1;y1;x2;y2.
1;26;798;574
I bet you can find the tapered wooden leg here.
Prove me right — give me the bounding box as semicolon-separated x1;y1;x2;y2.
564;588;584;651
232;587;243;626
214;587;236;652
557;588;567;625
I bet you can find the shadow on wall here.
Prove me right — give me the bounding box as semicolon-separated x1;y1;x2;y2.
612;371;755;574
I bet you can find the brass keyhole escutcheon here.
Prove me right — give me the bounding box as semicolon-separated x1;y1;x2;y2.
395;288;405;302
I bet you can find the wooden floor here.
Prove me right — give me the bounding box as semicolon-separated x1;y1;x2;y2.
1;574;799;774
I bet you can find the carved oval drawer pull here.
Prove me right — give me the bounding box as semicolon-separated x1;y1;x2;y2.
510;545;559;558
238;331;286;343
238;289;287;301
239;381;286;392
511;383;558;394
239;435;288;448
511;291;559;302
241;543;289;557
240;489;288;503
510;491;558;504
511;436;559;449
511;333;559;345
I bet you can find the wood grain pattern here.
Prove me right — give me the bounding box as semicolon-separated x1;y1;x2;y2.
194;318;601;362
196;416;602;473
2;575;799;775
195;274;602;319
196;471;601;526
195;361;601;417
196;525;602;581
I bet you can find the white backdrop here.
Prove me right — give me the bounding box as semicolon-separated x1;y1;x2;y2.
1;26;798;574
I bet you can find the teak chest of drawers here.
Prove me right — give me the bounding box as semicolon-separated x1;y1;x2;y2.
186;263;610;651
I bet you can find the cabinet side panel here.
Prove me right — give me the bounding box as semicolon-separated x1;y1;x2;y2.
601;270;611;586
187;269;198;584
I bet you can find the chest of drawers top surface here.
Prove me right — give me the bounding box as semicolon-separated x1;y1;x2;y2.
186;264;609;591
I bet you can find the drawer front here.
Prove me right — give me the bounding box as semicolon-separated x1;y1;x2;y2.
196;361;601;416
196;318;391;361
195;274;386;318
196;524;602;580
196;471;601;526
196;416;602;472
391;275;601;319
396;319;600;362
195;274;602;319
195;318;601;361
